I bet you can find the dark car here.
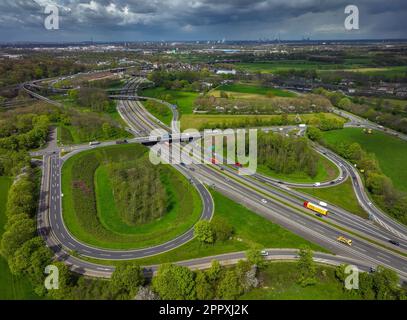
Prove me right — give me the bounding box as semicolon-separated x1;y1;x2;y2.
389;240;400;246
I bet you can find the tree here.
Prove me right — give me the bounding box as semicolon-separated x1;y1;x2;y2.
0;216;36;259
338;97;352;109
206;260;222;283
110;263;145;298
372;266;400;300
366;172;393;195
210;217;233;242
195;271;214;300
152;264;196;300
306;126;323;142
246;249;266;268
297;246;317;287
217;270;243;300
194;220;214;244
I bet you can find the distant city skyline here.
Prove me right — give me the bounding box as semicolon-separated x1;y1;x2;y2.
1;0;406;42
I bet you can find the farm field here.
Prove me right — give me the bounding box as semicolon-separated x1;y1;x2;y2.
142;87;199;116
80;189;326;266
180;113;345;131
61;144;202;249
213;83;296;98
296;179;367;218
240;262;359;300
0;177;39;300
236;61;340;73
322;128;407;193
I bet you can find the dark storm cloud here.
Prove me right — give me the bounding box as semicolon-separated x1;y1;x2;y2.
0;0;406;41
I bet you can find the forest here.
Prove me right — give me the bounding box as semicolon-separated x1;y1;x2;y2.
257;133;319;177
107;159;168;226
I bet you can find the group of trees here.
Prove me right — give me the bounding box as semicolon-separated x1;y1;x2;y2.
49;262;146;300
194;217;234;244
0;148;31;177
315;87;407;135
68;87;115;113
335;265;405;300
0;169;53;296
147;70;213;92
152;257;260;300
0;113;50;151
258;133;319;177
107;159;168;226
0;56;86;87
194;93;333;116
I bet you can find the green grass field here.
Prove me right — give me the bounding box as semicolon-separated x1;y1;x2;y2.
296;179;367;218
0;177;39;300
142;87;199;116
258;154;339;184
322;128;407;193
215;83;296;98
237;61;337;73
240;262;359;300
62;144;202;249
81;189;326;266
143;100;173;126
180;113;344;131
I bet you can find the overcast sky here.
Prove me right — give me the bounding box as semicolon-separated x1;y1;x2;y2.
1;0;406;42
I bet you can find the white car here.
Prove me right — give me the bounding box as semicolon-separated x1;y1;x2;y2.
314;182;321;187
261;199;268;204
260;250;269;256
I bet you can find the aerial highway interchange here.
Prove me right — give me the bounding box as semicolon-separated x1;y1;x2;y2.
24;74;407;282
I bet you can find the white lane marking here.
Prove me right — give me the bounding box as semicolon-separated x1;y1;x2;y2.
68;242;76;248
377;255;391;263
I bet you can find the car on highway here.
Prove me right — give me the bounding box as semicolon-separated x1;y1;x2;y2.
389;240;400;246
235;162;243;168
313;182;321;187
260;250;269;256
337;236;352;246
115;139;128;144
261;199;268;204
89;141;100;146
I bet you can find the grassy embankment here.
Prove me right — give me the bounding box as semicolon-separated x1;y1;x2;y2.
61;144;202;249
257;154;339;184
296;179;367;219
142;87;199;116
240;262;360;300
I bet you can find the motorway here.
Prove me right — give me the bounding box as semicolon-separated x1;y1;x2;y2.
27;76;407;280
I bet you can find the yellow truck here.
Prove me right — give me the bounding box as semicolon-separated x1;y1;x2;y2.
303;201;328;216
337;236;353;246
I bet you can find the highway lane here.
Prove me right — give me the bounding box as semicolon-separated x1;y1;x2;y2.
189;162;407;280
